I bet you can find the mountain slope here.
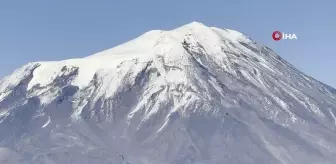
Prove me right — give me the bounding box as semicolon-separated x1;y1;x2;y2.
1;22;336;164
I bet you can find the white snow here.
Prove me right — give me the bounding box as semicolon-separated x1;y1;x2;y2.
22;22;252;92
42;116;51;128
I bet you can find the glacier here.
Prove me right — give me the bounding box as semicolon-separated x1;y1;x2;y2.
0;22;336;164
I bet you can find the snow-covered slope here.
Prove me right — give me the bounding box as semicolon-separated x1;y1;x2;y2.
1;22;336;164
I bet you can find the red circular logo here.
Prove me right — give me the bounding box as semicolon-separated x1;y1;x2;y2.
272;31;282;41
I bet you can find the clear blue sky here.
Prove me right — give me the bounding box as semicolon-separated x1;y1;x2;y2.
0;0;335;87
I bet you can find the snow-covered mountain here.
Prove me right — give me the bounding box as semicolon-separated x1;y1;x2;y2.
1;22;336;164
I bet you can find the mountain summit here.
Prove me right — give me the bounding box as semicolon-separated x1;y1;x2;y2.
1;22;336;164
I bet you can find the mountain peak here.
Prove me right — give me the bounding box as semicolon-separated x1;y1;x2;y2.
1;23;253;91
89;22;251;58
180;21;208;29
1;21;336;164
